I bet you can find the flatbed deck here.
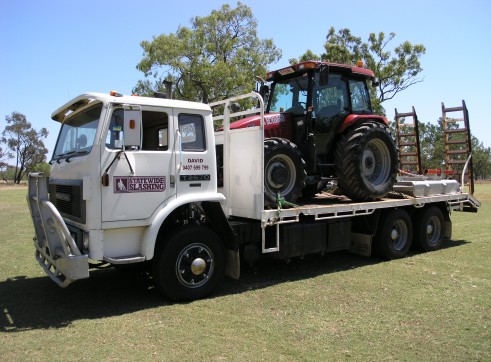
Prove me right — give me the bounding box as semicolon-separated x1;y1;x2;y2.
261;183;480;228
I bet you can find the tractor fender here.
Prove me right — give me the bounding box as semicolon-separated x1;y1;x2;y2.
337;114;389;134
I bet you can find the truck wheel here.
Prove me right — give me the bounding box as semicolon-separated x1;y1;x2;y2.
335;121;398;201
413;206;444;252
152;226;225;301
374;209;412;259
264;138;306;207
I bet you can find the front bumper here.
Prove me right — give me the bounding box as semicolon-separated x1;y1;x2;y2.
27;173;89;287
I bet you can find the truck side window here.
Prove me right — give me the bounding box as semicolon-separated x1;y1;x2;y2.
106;109;169;151
178;114;206;151
106;109;124;149
141;111;169;151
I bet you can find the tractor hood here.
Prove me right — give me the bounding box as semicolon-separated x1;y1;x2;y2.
229;112;288;130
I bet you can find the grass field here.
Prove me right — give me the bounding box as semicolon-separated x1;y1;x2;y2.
1;184;490;361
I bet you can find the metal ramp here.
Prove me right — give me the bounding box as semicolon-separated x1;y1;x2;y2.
442;100;474;194
395;106;422;175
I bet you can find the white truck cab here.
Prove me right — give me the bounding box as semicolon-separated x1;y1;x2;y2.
28;92;233;300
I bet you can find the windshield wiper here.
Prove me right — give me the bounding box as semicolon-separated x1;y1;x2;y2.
66;150;89;162
53;150;88;163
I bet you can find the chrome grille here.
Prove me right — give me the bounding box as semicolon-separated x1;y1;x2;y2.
49;180;86;223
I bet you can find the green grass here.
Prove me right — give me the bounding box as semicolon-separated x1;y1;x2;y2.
1;184;490;360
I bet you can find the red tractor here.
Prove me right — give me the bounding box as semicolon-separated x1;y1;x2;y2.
230;61;399;207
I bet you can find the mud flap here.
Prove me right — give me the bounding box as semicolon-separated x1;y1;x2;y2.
225;249;240;280
349;232;372;257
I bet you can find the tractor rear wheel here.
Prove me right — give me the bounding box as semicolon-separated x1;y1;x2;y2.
335;121;398;201
264;138;306;208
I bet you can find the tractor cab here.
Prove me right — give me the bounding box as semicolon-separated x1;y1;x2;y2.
263;61;377;158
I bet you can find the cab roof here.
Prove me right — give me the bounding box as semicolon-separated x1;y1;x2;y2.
51;92;212;122
266;61;374;82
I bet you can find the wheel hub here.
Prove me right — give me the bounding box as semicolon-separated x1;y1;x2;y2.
176;243;214;288
426;224;434;236
365;155;374;169
271;163;288;186
191;257;206;275
361;138;391;186
391;228;399;241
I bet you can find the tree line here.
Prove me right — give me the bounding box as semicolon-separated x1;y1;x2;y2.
2;2;490;183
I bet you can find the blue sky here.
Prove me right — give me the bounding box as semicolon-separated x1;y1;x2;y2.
1;0;491;160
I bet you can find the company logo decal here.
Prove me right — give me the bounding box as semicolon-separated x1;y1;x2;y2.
114;176;166;193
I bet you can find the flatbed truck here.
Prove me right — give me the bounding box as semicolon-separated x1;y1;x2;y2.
27;92;480;301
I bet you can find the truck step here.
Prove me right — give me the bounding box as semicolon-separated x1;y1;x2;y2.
103;255;146;264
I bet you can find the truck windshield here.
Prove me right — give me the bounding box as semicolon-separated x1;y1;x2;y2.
53;103;103;160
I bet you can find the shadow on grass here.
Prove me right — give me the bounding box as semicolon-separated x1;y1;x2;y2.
0;239;469;332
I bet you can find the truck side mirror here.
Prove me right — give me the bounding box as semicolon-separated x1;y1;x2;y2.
123;109;142;149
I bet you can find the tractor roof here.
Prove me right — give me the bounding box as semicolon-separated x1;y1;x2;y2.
265;61;374;82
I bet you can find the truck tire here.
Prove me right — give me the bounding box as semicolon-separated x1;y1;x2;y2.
335;121;398;201
264;138;306;208
413;206;444;252
152;226;225;301
374;209;412;259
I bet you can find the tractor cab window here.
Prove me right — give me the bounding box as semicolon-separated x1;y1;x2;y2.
269;76;308;115
313;73;349;120
349;79;371;114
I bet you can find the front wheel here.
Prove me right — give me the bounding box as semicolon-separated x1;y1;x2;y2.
152;226;225;301
264;138;306;208
374;209;413;259
335;121;398;201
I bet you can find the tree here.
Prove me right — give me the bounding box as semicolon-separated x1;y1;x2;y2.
0;143;11;182
2;112;48;184
471;137;491;180
288;49;321;65
32;162;51;176
293;27;426;115
135;2;281;103
418;120;445;171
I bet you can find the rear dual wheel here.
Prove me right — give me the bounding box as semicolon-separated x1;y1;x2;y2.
413;206;445;252
374;209;412;260
374;207;446;259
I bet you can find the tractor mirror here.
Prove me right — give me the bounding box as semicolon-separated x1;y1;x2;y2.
230;103;241;113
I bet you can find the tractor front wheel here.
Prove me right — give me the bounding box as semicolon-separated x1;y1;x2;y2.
264;138;306;208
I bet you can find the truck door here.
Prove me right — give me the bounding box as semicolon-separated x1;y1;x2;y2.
101;106;176;222
175;112;215;198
